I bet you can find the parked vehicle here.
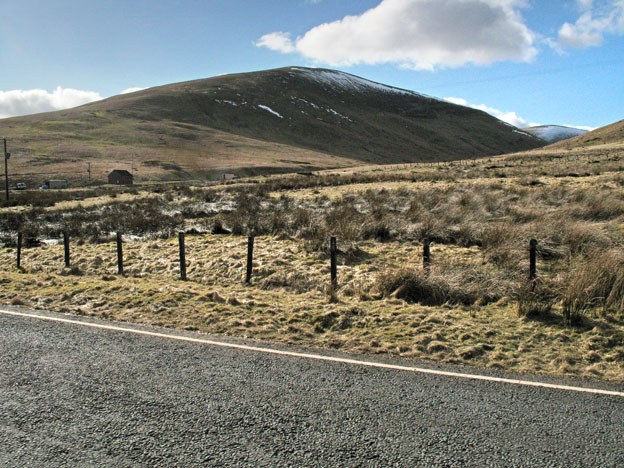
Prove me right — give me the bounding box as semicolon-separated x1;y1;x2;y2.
16;182;27;190
42;179;69;189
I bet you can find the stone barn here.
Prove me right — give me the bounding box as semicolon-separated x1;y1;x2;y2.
108;169;134;185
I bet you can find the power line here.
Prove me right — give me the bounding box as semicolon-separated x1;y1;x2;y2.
420;58;624;91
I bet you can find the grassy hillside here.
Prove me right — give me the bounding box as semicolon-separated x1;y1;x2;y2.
550;119;624;150
0;67;543;186
1;113;355;187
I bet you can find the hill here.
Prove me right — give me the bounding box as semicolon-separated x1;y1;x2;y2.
549;119;624;150
0;67;544;185
522;125;587;143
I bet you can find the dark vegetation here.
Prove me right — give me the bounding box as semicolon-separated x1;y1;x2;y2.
2;148;624;326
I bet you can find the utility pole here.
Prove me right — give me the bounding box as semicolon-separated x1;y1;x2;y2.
3;138;9;202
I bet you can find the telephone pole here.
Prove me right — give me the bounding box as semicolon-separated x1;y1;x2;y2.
3;138;9;202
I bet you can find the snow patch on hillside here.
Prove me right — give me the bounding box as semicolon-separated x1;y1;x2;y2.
513;129;533;137
326;107;352;122
297;98;319;109
258;104;283;118
291;67;422;97
215;99;238;106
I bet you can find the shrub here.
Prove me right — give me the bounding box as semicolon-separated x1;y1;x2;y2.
99;199;184;237
1;211;25;232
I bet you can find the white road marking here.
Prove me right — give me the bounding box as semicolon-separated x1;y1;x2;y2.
2;308;623;397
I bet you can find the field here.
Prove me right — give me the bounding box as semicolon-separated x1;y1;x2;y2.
2;142;624;381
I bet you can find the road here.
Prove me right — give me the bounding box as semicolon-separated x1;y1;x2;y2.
1;307;623;467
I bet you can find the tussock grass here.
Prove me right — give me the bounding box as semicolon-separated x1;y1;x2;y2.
562;250;624;324
2;146;624;380
1;234;623;380
374;260;517;307
514;280;556;319
375;269;454;306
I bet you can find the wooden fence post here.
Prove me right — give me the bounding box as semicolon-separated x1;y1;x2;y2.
63;232;70;268
330;236;337;288
16;232;22;268
245;235;254;283
529;239;537;286
116;232;124;276
179;232;187;281
423;239;431;274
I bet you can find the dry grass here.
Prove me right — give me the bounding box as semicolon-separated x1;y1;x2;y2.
561;250;624;324
1;232;623;381
1;145;624;381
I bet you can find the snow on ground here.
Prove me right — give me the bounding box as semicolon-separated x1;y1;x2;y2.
257;105;283;118
326;108;352;121
298;98;319;109
215;99;238;106
291;67;423;97
513;129;533;137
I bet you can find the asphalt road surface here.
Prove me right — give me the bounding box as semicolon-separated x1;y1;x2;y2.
1;307;623;468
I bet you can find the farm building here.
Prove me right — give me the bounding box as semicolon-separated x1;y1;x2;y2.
108;169;134;185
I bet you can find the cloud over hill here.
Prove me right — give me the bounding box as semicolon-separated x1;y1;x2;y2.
0;87;102;119
257;0;537;70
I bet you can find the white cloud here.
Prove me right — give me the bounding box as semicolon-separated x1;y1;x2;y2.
444;96;538;127
555;0;624;49
256;0;537;70
255;31;296;53
120;87;147;95
577;0;595;9
0;87;102;119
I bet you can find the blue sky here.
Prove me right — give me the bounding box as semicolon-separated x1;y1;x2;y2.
0;0;622;129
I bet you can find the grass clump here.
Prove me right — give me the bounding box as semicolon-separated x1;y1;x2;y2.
514;280;555;319
561;250;624;324
375;269;456;306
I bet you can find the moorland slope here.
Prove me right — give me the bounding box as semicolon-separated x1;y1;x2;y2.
550;119;624;149
0;67;544;185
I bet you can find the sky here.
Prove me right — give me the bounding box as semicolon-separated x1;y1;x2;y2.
0;0;623;129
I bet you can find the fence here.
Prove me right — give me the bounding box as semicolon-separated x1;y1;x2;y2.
11;231;540;291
